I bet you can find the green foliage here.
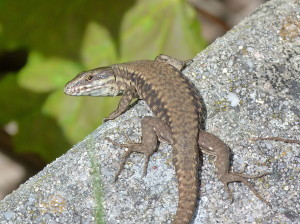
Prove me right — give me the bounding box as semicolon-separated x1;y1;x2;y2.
0;74;70;161
120;0;206;60
0;0;206;162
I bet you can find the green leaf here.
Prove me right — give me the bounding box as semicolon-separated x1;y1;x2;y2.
0;73;46;125
14;109;71;162
18;51;83;93
0;74;70;162
120;0;206;61
0;0;136;58
81;22;118;68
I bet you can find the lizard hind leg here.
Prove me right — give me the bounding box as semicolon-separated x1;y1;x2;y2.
106;116;173;182
198;131;271;207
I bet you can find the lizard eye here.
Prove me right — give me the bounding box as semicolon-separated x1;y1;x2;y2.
86;75;93;81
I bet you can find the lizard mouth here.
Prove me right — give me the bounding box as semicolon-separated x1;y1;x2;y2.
64;83;119;96
64;84;100;96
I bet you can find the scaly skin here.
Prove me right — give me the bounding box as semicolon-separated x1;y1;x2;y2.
65;56;202;223
127;60;200;224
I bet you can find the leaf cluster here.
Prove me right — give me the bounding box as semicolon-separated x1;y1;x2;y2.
0;0;206;162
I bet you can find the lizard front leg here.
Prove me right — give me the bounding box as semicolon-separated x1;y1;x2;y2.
106;116;173;181
198;131;271;206
103;88;137;122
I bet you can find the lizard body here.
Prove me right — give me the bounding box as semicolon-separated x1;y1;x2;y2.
65;55;271;223
65;55;201;223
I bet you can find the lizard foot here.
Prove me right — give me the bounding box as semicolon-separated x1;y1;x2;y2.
219;172;271;207
105;136;154;181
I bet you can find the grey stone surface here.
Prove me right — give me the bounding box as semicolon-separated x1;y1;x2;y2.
1;0;300;223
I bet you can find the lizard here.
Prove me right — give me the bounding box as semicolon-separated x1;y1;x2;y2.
64;55;276;223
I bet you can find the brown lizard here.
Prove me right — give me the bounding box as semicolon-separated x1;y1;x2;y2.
65;55;276;223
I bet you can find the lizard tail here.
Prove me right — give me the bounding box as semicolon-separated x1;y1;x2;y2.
172;145;199;224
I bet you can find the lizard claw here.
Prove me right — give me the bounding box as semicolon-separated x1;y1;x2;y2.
223;183;234;203
105;137;134;182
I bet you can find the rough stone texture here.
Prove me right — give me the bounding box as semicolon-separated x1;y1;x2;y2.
1;0;299;223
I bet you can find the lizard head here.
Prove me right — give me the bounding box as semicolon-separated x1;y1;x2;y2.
64;67;123;96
